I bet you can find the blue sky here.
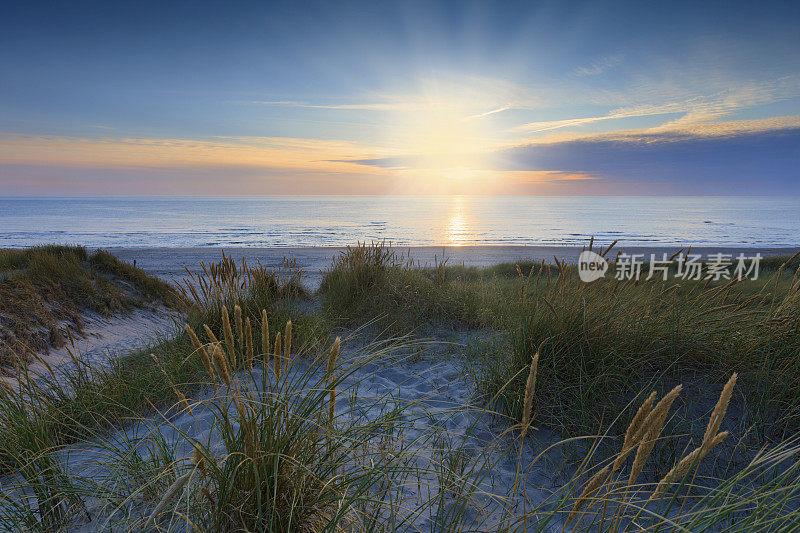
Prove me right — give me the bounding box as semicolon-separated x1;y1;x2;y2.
1;0;799;195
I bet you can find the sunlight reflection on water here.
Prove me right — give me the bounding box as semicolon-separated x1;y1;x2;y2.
0;195;798;248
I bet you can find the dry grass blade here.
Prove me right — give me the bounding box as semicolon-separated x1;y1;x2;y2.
261;309;270;358
222;306;236;369
142;471;192;529
567;465;610;524
284;320;292;375
245;316;254;372
274;332;282;381
651;431;729;499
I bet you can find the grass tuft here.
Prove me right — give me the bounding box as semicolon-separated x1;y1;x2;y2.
0;246;182;367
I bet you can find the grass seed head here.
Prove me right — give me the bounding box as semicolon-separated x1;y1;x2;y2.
613;391;657;473
567;464;610;524
151;353;193;415
193;444;206;476
186;323;214;377
521;348;540;433
261;309;270;358
328;337;341;428
143;471;192;529
274;331;282;379
628;384;682;486
652;431;729;499
327;337;341;379
284;320;292;372
627;391;657;446
702;373;737;449
234;304;243;352
203;323;220;345
212;343;232;387
245;316;254;372
221;306;236;369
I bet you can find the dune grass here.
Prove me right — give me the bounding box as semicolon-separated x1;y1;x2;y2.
320;243;800;441
319;244;524;331
0;253;325;474
493;258;800;441
1;244;800;530
0;245;182;367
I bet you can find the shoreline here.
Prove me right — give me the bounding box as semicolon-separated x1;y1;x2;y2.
110;245;799;288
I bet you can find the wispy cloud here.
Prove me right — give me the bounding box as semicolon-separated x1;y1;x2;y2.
511;77;800;138
243;75;546;119
504;115;800;151
509;103;682;134
245;100;417;111
465;105;514;120
575;54;623;76
0;132;393;175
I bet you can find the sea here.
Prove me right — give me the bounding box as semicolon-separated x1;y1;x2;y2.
1;196;798;249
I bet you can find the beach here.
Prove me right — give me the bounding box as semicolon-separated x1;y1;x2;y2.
111;245;798;289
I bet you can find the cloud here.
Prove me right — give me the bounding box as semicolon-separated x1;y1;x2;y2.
519;115;800;146
0;132;393;175
509;103;683;134
245;100;417;111
465;106;514;120
494;127;800;194
0;163;396;195
575;55;623;76
511;77;800;136
643;115;800;138
243;74;546;119
340;116;800;195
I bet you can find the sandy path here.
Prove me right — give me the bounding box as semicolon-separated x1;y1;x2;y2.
2;307;178;390
53;308;177;368
43;333;569;531
4;324;748;531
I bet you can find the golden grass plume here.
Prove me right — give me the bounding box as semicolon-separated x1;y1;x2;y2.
185;324;214;378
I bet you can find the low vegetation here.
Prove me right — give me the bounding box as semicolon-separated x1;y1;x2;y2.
320;243;800;441
0;245;182;368
0;243;799;531
0;253;323;474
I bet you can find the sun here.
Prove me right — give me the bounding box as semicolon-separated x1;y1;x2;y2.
391;94;491;184
413;108;484;178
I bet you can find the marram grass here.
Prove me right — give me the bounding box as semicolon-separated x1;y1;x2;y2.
0;245;799;531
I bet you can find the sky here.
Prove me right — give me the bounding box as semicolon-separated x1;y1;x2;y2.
1;0;799;195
